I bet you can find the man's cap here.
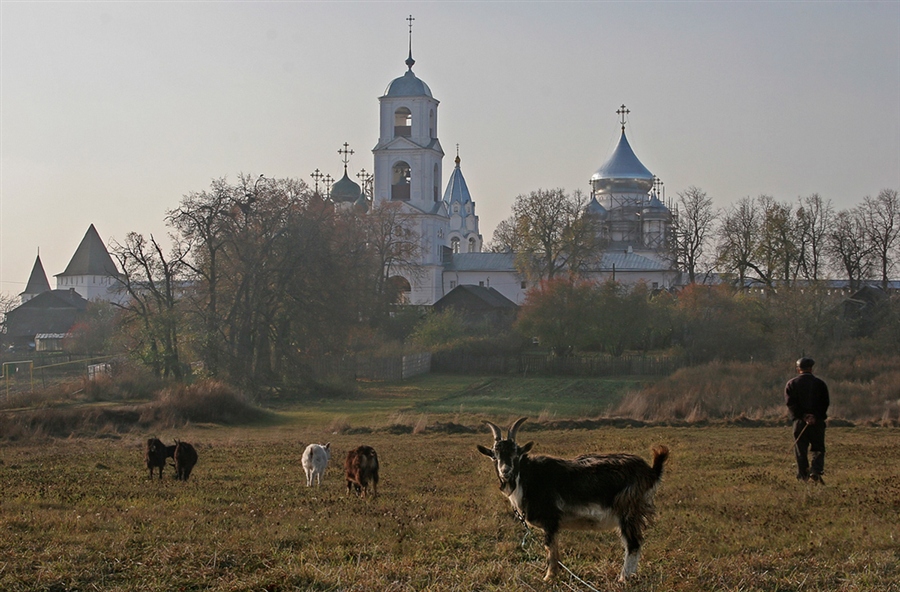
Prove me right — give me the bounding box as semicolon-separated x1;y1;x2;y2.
796;357;815;370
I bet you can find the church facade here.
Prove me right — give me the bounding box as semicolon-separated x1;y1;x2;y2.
340;36;678;306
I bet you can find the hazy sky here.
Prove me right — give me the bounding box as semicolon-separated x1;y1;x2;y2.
2;1;898;297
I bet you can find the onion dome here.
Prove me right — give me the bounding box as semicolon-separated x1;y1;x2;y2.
353;193;370;213
330;172;361;203
591;129;654;194
642;194;670;219
585;196;609;219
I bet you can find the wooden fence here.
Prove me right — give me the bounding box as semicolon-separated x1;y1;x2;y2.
305;352;432;382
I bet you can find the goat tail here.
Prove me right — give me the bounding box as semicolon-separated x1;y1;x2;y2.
651;445;669;481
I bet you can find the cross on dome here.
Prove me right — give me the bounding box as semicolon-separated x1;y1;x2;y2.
406;15;416;70
617;104;630;131
338;142;354;173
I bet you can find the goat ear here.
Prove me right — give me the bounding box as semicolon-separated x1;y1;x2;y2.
325;442;331;449
519;441;534;454
476;444;495;458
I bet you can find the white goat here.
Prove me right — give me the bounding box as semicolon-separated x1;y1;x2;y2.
301;442;331;487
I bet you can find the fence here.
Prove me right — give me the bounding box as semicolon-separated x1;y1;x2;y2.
432;352;682;377
305;352;432;382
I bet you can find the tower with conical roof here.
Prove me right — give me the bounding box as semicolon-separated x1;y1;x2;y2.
443;150;482;254
20;253;52;304
54;224;123;302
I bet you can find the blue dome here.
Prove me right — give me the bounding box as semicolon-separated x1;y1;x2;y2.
585;196;608;219
442;156;472;206
642;194;670;218
384;69;433;98
331;172;361;203
591;130;654;193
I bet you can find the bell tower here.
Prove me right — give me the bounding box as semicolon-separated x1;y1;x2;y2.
372;15;444;212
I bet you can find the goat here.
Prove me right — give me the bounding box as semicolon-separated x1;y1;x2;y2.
477;417;669;582
301;442;331;487
144;437;173;480
173;440;198;481
345;445;379;498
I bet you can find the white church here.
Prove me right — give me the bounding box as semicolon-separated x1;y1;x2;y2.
327;28;678;307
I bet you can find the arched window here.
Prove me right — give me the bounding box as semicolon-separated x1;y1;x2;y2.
433;163;440;202
386;275;412;305
394;107;412;137
429;109;435;138
468;238;476;253
451;237;460;253
391;161;411;201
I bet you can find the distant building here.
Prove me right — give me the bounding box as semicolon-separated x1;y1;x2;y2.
54;224;124;303
341;31;678;306
6;225;122;351
4;288;88;351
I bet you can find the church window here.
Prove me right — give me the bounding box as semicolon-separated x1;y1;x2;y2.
433;163;440;202
479;281;484;287
391;161;411;201
429;109;435;138
468;238;476;252
450;280;456;289
521;281;527;289
451;237;460;253
394;107;412;137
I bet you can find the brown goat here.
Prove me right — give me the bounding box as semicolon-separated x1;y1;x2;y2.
173;440;198;481
345;445;379;498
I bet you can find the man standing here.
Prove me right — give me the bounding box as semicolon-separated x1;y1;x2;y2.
784;357;830;484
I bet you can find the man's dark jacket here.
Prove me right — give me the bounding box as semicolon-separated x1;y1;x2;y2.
784;372;830;421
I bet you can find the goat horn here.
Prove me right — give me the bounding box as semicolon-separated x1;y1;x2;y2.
484;421;503;442
508;417;528;442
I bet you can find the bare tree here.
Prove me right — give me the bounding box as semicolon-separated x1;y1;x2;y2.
827;208;873;291
500;188;604;281
795;193;833;281
756;195;799;286
670;186;717;284
110;232;185;379
861;188;899;291
716;196;762;289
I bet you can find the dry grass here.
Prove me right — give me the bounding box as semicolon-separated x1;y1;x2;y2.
1;425;898;591
615;357;900;425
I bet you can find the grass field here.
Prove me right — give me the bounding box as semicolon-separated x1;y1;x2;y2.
1;375;898;591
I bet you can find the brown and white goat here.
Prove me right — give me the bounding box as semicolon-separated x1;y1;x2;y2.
477;417;669;582
345;445;379;498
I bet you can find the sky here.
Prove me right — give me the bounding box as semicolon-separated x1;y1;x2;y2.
2;1;899;298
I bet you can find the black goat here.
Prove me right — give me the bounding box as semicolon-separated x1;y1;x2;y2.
144;437;174;480
477;417;669;582
173;440;198;481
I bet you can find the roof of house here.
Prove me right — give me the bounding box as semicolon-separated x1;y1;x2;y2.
434;284;518;310
4;289;88;338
